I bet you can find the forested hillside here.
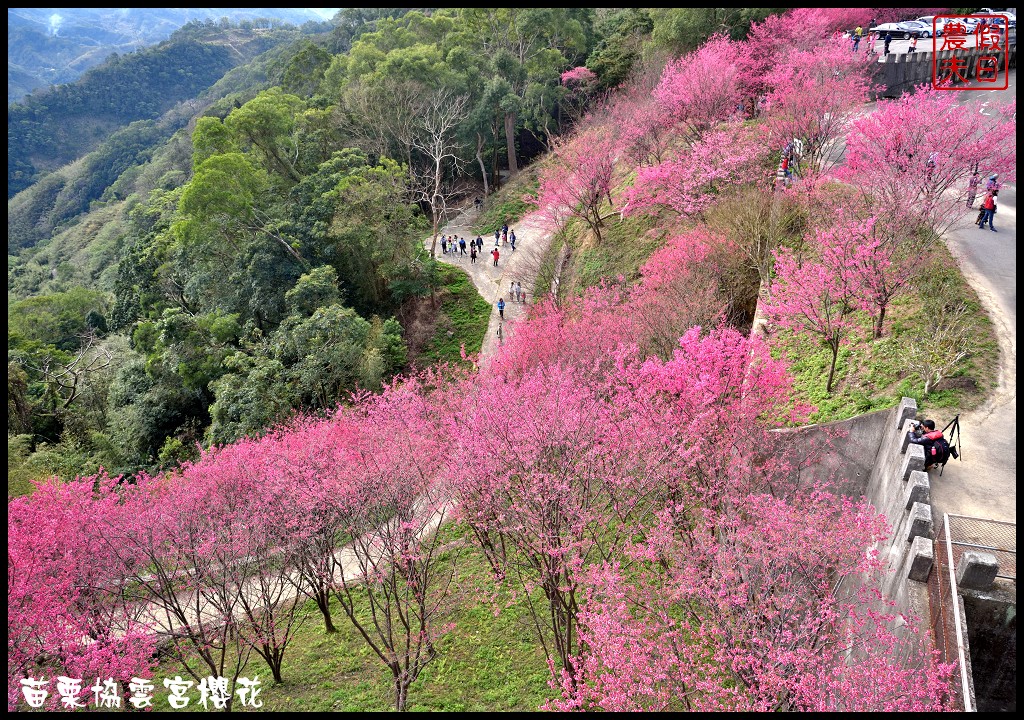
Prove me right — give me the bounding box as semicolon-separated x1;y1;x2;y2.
8;8;621;489
8;23;307;198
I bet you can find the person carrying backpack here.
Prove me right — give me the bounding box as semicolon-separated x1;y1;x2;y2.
907;419;950;471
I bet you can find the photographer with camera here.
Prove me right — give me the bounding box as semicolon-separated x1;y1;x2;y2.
907;419;951;471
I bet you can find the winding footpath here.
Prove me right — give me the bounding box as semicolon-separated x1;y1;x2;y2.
426;206;555;360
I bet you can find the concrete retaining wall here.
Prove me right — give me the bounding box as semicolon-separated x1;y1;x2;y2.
777;398;935;645
770;406;891;496
874;43;1017;98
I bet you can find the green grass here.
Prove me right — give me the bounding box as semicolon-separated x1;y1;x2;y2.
419;265;491;365
771;245;998;424
147;523;552;712
560;211;670;299
471;168;540;235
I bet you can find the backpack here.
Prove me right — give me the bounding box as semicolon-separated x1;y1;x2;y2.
929;437;951;467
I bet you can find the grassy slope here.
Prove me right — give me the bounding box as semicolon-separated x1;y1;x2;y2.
148;524;552;712
415;264;491;366
771;242;998;423
470;167;540;236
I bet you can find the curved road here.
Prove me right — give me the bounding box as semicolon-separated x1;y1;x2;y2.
930;71;1016;524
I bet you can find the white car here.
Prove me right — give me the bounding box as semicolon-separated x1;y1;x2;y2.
916;16;951;35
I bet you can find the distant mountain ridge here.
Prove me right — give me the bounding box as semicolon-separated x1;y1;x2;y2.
7;7;337;101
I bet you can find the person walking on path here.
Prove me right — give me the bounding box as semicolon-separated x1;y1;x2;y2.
510;232;516;251
979;192;997;231
494;230;501;246
441;236;448;255
516;281;523;302
908;35;918;53
476;236;484;253
514;284;521;303
853;26;862;51
459;237;467;255
502;230;508;247
470;246;478;264
510;282;516;301
497;297;506;320
492;247;500;267
884;31;893;55
967;170;981;209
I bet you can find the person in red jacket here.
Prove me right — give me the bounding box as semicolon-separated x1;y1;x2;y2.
491;247;500;267
979;191;997;232
907;419;949;470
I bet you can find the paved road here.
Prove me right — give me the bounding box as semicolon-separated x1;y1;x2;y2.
855;26;1015;57
929;71;1017;524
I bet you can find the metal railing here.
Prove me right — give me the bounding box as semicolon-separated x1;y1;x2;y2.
928;514;1016;711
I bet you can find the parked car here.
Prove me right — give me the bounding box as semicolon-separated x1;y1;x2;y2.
871;22;916;39
916;16;952;35
900;20;936;38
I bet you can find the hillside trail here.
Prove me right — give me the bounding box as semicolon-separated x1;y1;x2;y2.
134;207;558;641
425;204;555;360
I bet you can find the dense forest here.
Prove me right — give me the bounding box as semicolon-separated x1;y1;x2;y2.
11;8;742;489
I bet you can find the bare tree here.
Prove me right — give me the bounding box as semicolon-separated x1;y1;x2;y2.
409;90;470;259
707;186;806;296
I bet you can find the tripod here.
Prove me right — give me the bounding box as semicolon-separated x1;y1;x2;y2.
940;414;962;476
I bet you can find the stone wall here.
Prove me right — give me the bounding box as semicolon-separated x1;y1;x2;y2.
874;41;1017;98
775;398;936;657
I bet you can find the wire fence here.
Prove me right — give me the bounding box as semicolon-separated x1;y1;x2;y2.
927;514;1016;711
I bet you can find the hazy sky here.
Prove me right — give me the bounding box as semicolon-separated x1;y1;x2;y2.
306;8;339;19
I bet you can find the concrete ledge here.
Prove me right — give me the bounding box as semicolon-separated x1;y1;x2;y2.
956;551;999;591
905;471;931;510
899;418;919;454
901;444;925;482
896;397;917;430
907;502;933;542
908;535;934;582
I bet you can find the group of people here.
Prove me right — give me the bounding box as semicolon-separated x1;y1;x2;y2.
493;224;517;251
967;172;1001;231
440;234;474;259
496;282;526;320
850;20;887;54
439;224;519;266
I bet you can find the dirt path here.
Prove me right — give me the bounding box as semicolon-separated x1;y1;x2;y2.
426;206;555;360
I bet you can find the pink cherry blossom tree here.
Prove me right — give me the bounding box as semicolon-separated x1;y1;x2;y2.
8;475;156;711
630;229;731;357
553;491;955;711
768;246;856;394
560;66;599;127
762;42;873;177
655;35;742;143
624;122;772;219
323;376;459;712
535;126;619;243
816;215;925;338
839;86;1016;236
